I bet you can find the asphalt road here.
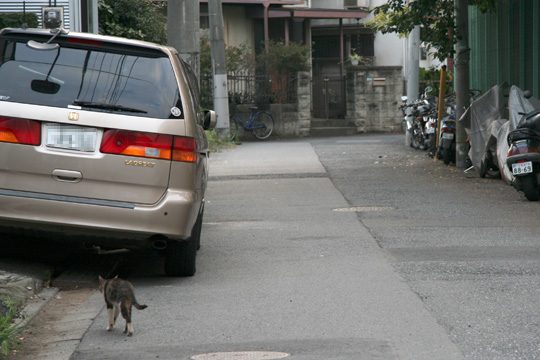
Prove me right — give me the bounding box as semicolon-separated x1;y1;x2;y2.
9;134;540;360
310;134;540;360
72;138;462;360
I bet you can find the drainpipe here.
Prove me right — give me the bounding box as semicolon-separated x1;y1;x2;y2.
339;18;344;78
285;18;290;45
454;0;470;169
264;0;270;53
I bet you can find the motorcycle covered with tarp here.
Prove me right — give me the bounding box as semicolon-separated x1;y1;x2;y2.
459;84;506;179
496;86;540;185
504;87;540;200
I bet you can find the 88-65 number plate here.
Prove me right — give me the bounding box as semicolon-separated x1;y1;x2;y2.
512;161;533;175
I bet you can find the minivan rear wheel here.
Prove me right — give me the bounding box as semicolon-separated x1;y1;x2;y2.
164;213;202;277
165;237;197;277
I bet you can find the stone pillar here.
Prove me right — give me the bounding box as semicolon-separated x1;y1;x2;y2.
296;71;312;137
346;69;368;133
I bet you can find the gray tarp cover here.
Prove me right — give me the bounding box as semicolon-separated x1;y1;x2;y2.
460;85;540;183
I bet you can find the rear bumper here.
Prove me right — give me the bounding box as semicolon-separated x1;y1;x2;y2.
506;154;540;168
0;188;201;248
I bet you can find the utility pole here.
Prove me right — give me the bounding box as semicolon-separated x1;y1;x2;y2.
208;0;230;136
454;0;470;169
167;0;200;78
406;25;420;103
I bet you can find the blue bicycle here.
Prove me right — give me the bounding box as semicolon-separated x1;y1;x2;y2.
230;106;274;140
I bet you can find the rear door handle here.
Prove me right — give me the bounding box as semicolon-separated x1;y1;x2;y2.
52;169;83;183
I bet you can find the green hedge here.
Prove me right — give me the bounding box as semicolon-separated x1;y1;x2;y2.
0;12;39;30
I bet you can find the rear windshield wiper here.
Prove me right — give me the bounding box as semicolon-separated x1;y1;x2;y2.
72;100;147;114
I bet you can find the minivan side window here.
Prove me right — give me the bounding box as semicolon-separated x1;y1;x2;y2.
176;55;202;124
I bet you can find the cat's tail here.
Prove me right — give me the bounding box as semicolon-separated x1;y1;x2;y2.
134;302;148;310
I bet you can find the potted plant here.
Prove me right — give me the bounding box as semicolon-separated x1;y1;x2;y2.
349;50;362;66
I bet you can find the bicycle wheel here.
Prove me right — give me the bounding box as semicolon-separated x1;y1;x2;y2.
251;111;274;140
229;115;240;141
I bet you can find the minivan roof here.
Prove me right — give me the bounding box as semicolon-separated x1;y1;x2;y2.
0;28;176;54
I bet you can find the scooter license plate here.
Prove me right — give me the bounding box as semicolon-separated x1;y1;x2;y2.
512;161;533;175
442;133;454;140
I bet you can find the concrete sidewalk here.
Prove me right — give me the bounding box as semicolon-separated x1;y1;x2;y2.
207;140;464;360
209;140;326;178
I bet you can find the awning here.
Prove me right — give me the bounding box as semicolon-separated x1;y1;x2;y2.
268;8;370;20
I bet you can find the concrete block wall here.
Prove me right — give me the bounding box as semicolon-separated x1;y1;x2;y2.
346;66;404;133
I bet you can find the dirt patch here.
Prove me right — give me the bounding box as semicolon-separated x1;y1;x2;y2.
10;288;99;360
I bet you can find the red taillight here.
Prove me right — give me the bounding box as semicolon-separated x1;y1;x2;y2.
507;140;529;157
100;130;172;160
172;136;198;163
0;117;41;145
100;130;197;163
67;38;103;47
507;146;519;157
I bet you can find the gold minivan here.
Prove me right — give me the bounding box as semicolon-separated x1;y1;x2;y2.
0;28;216;276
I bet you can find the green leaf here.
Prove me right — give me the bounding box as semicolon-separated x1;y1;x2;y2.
371;0;495;61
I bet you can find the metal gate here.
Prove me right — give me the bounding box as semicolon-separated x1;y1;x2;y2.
312;74;346;119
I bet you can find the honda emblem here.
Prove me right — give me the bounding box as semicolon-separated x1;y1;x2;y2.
68;112;79;121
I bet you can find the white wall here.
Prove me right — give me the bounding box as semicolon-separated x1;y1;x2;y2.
358;0;405;67
311;0;342;9
373;33;404;66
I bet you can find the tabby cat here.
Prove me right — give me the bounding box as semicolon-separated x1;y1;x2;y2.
98;275;148;336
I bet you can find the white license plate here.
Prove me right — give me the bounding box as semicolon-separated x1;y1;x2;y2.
442;133;454;140
45;124;98;152
512;161;533;175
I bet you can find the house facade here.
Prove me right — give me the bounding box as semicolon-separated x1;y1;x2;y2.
198;0;405;136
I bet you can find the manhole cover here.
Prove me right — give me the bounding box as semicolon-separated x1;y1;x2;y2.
332;206;393;212
191;352;290;360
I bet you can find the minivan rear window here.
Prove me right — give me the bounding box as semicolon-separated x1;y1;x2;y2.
0;38;183;119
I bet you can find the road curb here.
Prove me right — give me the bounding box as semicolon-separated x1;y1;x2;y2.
14;287;59;330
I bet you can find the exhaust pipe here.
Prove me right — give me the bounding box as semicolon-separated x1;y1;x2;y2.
84;244;129;255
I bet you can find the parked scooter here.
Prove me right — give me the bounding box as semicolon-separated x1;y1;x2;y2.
506;109;540;201
400;96;415;147
411;99;435;150
425;107;439;156
401;88;436;151
401;98;425;149
438;105;456;165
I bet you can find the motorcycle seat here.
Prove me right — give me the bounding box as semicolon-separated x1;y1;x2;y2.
507;127;540;145
517;109;540;131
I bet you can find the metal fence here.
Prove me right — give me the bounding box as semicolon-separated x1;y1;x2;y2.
201;73;297;109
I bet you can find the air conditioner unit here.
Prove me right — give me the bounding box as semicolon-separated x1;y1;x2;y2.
344;0;370;9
